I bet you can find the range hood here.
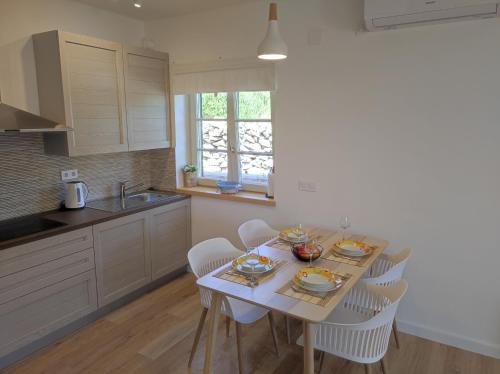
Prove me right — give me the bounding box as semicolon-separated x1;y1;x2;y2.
0;102;71;133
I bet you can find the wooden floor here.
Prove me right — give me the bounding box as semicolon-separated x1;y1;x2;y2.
4;273;499;374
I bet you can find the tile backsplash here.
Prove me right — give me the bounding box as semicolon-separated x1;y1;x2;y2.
0;134;176;221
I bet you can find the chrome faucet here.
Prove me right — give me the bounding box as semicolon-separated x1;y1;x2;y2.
119;181;145;201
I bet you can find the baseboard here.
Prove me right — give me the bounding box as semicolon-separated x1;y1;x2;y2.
397;319;500;359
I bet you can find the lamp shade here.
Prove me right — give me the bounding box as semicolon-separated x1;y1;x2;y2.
258;3;287;60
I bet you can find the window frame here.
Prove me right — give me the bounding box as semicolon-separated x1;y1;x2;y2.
189;91;275;193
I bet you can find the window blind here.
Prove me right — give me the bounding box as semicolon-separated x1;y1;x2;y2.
172;58;276;94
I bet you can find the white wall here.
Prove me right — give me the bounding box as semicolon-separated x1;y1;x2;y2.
146;0;500;358
0;0;144;114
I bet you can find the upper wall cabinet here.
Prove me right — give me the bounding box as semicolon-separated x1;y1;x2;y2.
33;31;171;156
124;48;171;151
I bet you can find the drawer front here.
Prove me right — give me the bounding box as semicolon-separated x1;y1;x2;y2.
0;227;93;278
0;270;97;356
0;249;95;305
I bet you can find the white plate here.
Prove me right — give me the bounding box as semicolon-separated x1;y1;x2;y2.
294;267;338;290
279;228;308;243
232;254;275;275
334;241;371;257
293;279;342;293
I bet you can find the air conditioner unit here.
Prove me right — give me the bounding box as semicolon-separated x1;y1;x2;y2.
364;0;500;31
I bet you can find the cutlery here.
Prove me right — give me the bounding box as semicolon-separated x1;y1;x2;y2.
226;270;250;279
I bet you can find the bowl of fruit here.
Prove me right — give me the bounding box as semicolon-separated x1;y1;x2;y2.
291;240;324;262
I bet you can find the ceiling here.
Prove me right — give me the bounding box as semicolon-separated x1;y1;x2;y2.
75;0;262;20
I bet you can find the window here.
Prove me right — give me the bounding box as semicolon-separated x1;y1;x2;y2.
192;91;273;191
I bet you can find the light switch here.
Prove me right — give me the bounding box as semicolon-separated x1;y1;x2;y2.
298;180;317;192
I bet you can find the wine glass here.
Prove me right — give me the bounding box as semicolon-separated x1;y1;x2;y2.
245;248;260;287
307;240;318;267
339;216;351;240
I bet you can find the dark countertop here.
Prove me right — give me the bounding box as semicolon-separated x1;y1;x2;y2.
0;192;190;251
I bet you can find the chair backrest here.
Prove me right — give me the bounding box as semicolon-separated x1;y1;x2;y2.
364;248;411;286
188;237;244;278
187;238;244;315
238;219;279;250
319;280;408;363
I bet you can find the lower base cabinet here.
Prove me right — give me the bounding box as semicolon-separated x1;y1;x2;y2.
93;212;151;307
0;228;97;358
150;201;191;280
0;199;191;361
93;199;191;307
0;271;97;356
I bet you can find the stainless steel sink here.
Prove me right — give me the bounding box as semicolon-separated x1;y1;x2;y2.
86;191;184;213
127;192;168;203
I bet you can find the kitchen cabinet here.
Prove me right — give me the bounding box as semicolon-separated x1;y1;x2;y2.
0;227;93;278
0;229;97;356
124;48;171;151
93;212;151;307
93;199;191;306
0;271;97;357
33;31;128;156
0;200;190;360
149;200;191;280
33;31;171;156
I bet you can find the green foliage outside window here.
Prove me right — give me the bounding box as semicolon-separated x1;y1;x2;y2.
201;93;227;119
200;91;271;119
238;91;271;119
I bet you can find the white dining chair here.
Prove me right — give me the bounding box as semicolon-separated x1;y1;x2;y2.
187;237;280;373
361;248;412;349
297;280;408;374
238;218;279;250
237;219;294;343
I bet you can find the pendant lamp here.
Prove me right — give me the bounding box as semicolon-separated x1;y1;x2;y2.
257;3;288;60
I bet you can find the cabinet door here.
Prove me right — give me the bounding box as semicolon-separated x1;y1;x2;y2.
61;32;128;156
149;200;191;280
93;212;151;306
0;271;97;356
124;48;171;151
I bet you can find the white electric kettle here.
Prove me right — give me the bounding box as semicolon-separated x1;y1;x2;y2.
64;181;89;209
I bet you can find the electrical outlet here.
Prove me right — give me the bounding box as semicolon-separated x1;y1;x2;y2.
298;180;317;192
61;169;78;181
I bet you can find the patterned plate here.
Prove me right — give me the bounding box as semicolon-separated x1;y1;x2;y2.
232;254;275;275
293;267;339;291
279;227;308;243
292;279;343;293
333;240;372;257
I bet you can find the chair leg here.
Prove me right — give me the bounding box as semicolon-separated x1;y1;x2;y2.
364;364;373;374
267;312;280;357
235;322;244;374
226;316;231;337
381;357;389;374
188;307;208;368
317;351;325;374
392;320;401;349
285;315;292;344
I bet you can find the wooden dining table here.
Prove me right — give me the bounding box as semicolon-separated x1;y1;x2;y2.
196;228;388;374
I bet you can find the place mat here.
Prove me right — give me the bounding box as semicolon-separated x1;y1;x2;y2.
213;258;287;287
305;227;338;244
322;234;377;267
269;239;291;251
269;228;338;251
276;272;352;307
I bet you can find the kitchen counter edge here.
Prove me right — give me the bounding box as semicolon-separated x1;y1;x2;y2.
0;194;190;251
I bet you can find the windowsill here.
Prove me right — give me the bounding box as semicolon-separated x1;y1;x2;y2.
176;186;276;207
